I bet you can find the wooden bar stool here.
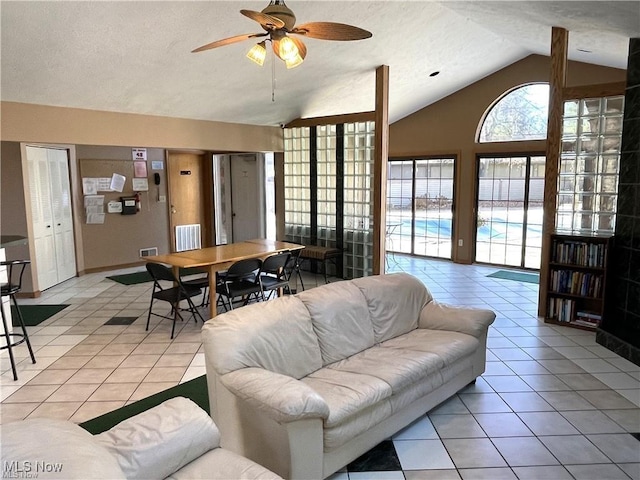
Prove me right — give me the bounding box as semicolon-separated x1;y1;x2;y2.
1;260;36;381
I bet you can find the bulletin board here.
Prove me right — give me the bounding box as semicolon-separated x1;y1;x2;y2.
79;159;149;224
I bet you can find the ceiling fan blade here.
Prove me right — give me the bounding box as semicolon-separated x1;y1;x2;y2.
240;9;285;29
191;33;267;53
291;22;372;41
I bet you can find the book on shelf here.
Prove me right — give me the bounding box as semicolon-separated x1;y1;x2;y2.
550;270;602;297
551;239;608;268
573;318;600;328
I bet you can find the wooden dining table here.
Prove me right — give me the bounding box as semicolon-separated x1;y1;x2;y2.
143;239;304;318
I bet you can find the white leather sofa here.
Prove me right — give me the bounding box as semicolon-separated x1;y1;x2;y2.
1;397;282;480
202;273;496;479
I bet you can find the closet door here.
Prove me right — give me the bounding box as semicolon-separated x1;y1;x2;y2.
27;146;58;290
48;148;76;283
26;146;76;291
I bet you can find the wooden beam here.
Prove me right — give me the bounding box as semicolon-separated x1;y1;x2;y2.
285;111;375;128
538;27;568;317
373;65;389;275
563;81;626;100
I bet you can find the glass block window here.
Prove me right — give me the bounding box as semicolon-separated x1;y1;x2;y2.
343;121;375;278
283;121;375;280
479;83;550;143
284;127;312;245
316;125;337;247
556;96;624;234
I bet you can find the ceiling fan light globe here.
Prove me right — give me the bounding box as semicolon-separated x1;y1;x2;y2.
285;53;303;69
278;36;299;62
246;42;267;66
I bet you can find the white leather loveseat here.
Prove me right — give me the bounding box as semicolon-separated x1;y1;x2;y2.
1;397;282;480
202;273;495;479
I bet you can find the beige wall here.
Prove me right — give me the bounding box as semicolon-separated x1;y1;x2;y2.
389;54;626;264
1;102;283;152
1;103;283;293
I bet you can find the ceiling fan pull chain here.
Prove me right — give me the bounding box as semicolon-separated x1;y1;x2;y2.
271;48;276;102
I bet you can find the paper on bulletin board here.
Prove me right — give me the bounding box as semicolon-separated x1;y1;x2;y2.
97;178;112;192
132;148;147;161
132;178;149;191
151;161;164;170
110;174;126;192
84;195;104;208
82;178;98;195
86;213;106;224
134;161;148;178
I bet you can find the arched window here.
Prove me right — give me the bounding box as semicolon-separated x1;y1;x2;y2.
478;83;549;143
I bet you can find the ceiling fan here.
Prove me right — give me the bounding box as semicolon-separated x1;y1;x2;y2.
191;0;372;69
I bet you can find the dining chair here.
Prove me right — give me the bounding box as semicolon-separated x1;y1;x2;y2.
145;262;205;339
0;260;37;381
215;258;264;311
283;249;305;293
259;252;291;300
179;267;210;308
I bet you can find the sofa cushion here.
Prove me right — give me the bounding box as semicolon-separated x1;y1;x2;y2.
1;418;125;479
351;273;431;343
323;400;393;451
95;397;218;480
166;448;283;480
302;368;392;427
381;329;479;366
298;281;375;365
327;346;443;393
201;296;322;379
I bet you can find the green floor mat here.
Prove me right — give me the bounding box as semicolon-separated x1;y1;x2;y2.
106;271;153;285
487;270;539;284
11;304;69;327
79;375;209;434
107;268;207;285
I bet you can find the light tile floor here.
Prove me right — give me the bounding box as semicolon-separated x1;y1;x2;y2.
1;255;639;480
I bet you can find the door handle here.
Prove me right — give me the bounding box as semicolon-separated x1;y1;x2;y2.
170;205;177;214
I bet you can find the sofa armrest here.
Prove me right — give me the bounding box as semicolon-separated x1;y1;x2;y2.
419;301;495;337
95;397;219;480
220;367;330;424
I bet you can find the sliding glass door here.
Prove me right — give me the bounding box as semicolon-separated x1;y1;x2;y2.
387;157;455;259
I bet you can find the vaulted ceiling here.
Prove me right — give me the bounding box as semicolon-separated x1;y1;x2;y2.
1;1;637;127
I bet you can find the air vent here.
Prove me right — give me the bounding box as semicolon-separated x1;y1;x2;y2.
140;247;158;257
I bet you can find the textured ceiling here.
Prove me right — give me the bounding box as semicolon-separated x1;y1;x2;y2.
1;1;637;126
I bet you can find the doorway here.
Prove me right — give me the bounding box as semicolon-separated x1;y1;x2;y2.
167;152;212;252
475;154;545;269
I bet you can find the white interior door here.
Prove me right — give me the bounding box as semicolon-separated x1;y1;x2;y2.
230;154;264;242
48;148;76;282
27;146;58;290
26;146;76;291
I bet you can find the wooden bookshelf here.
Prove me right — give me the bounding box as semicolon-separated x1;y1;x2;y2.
544;232;612;331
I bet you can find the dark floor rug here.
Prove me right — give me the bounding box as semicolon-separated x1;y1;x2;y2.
11;304;69;327
487;270;539;284
106;271;153;285
79;375;208;434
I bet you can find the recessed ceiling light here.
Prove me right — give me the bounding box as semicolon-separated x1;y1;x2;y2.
429;71;440;77
577;48;592;53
